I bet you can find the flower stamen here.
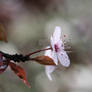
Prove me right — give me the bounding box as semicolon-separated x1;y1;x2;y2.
54;44;59;52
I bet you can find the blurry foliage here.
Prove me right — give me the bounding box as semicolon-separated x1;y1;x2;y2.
0;24;7;42
22;0;66;13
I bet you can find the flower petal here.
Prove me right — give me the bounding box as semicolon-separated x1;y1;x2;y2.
45;47;52;57
52;51;58;65
57;51;70;67
53;26;61;43
45;66;56;80
50;36;55;50
59;41;64;50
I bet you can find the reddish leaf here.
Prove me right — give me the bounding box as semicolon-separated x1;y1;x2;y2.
31;56;56;65
9;62;30;88
0;24;7;42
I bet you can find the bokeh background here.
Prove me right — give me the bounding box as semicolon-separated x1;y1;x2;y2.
0;0;92;92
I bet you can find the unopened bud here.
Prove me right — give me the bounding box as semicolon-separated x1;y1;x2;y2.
31;56;56;65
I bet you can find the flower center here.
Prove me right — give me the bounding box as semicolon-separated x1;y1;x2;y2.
54;44;59;52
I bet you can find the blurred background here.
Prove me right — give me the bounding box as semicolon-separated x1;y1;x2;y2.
0;0;92;92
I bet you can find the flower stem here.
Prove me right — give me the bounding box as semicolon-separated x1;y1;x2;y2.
26;47;52;57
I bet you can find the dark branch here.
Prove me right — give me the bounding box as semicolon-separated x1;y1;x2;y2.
0;51;30;62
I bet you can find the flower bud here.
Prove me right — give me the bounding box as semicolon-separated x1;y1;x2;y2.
32;56;56;65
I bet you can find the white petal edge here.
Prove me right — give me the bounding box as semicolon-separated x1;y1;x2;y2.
45;66;56;80
45;47;52;58
50;36;55;50
57;51;70;67
53;26;61;43
52;51;58;65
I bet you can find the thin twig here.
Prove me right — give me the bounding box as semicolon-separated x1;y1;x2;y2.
26;47;52;57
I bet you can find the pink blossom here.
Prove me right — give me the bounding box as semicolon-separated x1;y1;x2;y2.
50;26;70;67
45;26;70;80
